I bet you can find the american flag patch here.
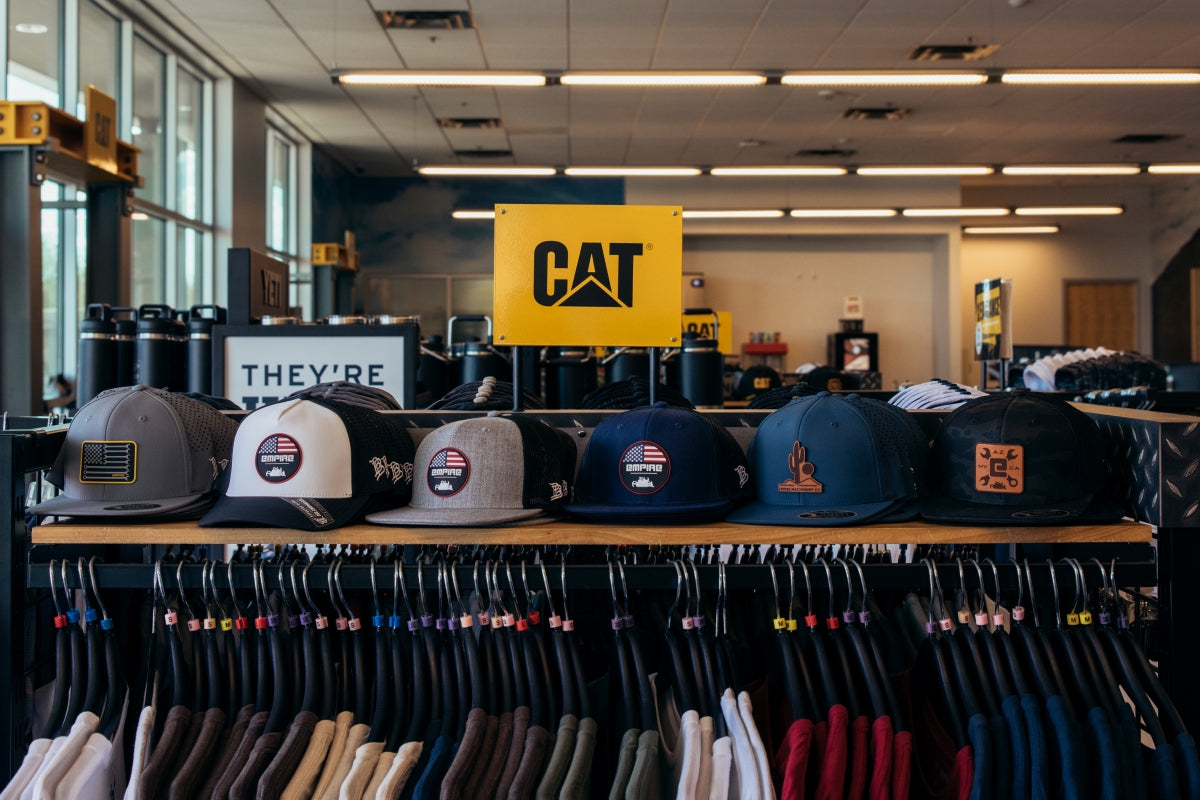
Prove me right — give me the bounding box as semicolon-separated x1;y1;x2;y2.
431;449;467;469
622;442;667;464
260;435;299;455
80;441;137;484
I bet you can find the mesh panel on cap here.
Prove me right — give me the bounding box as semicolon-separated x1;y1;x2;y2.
156;390;238;461
305;398;416;502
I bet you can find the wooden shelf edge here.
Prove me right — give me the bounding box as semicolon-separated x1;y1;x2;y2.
31;519;1152;546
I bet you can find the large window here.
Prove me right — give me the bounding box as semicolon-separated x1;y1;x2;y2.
266;126;308;313
5;0;60;104
76;1;120;119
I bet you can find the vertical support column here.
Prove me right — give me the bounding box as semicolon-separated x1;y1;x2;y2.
84;182;132;306
0;148;44;416
1155;528;1200;734
335;269;355;316
0;435;27;779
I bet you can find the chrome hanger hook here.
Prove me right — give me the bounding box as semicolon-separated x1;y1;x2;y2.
1022;559;1042;629
87;556;109;621
537;559;558;622
48;559;63;617
767;561;781;621
1046;559;1064;630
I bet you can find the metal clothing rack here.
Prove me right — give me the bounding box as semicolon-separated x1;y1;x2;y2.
2;404;1198;782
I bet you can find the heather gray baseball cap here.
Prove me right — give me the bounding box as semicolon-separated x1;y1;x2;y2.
367;412;576;527
28;385;238;519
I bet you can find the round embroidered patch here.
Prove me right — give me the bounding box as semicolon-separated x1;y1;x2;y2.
618;440;671;495
427;447;470;496
256;433;302;482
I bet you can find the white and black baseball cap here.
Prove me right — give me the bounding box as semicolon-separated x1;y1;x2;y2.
28;385;238;520
199;396;416;531
366;412;576;527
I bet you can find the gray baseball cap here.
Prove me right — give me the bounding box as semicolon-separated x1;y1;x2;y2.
367;412;576;527
28;385;238;519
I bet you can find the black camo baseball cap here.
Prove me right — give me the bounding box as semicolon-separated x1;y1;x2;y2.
922;391;1124;525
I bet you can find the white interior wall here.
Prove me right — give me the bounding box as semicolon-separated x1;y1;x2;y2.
683;235;942;389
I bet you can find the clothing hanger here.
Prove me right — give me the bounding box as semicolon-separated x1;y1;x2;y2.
687;558;726;730
1008;558;1064;702
614;558;656;732
362;556;391;744
607;558;638;732
682;559;718;723
301;560;337;723
920;558;968;747
948;558;1001;719
505;560;543;732
847;558;904;729
519;560;557;726
558;555;592;723
768;561;806;724
84;556;124;740
277;553;305;718
229;558;256;714
664;562;699;714
39;560;71;740
198;560;226;719
818;557;865;720
333;557;369;726
538;558;578;721
795;559;831;718
157;559;189;712
399;558;430;747
836;558;888;722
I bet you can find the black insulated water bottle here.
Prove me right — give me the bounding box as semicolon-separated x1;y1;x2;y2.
112;307;137;388
77;303;118;407
187;305;226;394
134;304;176;390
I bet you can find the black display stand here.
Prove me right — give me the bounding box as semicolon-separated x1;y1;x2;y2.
1;403;1196;781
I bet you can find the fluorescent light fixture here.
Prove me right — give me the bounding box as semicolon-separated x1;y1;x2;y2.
1001;70;1200;85
683;209;785;219
963;225;1060;235
560;71;766;87
334;70;546;87
1014;205;1124;216
1147;163;1200;174
709;166;848;177
902;207;1010;217
130;212;150;221
857;165;995;177
782;71;987;87
418;166;557;177
564;166;702;177
14;22;49;34
1002;164;1141;176
451;210;497;220
789;208;898;218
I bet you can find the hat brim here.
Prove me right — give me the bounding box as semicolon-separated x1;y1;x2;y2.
920;493;1124;526
726;497;904;527
564;500;734;525
199;494;368;531
365;506;551;527
28;491;214;520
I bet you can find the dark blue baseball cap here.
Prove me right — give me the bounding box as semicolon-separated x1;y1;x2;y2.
727;392;925;526
565;402;753;523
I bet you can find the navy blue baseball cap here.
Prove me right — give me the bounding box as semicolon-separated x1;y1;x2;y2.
727;392;925;526
565;402;753;523
922;391;1123;525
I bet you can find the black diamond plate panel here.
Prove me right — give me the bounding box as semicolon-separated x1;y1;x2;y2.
1161;418;1200;526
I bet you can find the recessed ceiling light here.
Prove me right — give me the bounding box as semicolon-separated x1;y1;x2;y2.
1002;165;1141;176
963;225;1060;235
564;167;702;177
683;209;785;219
709;166;848;176
857;166;995;177
418;166;556;177
560;71;766;87
789;208;898;218
1014;205;1124;216
902;207;1009;217
451;210;496;220
14;23;48;34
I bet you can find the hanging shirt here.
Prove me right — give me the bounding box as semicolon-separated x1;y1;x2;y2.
868;716;894;800
281;717;337;800
773;717;815;800
1044;696;1084;800
210;710;270;800
311;711;356;800
440;707;488;800
1148;742;1183;800
1018;695;1049;800
968;714;992;800
1173;733;1200;800
56;695;128;800
738;692;775;800
626;729;662;800
409;734;454;800
341;740;386;800
998;696;1029;800
363;750;395;800
534;714;577;800
461;713;499;800
496;706;532;800
675;711;703;800
2;738;51;800
477;710;515;800
721;690;760;800
374;740;423;800
510;723;554;800
710;736;734;800
257;710;319;800
697;715;715;800
29;710;101;800
607;728;640;800
1085;706;1121;800
892;729;912;800
559;716;598;800
847;714;871;800
201;704;256;800
229;729;284;800
168;706;227;800
815;705;849;800
317;720;369;800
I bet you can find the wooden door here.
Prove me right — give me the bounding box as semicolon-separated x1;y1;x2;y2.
1064;280;1137;351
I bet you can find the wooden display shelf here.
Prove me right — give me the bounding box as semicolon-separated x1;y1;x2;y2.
31;519;1151;546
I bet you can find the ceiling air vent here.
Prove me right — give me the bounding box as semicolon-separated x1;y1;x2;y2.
908;43;999;61
438;117;503;129
842;107;910;121
452;149;513;158
794;147;857;158
377;10;473;29
1113;133;1181;144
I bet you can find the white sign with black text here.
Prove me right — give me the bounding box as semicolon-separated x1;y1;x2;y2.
224;335;407;410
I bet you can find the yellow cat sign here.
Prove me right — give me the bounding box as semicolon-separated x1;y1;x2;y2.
494;204;682;346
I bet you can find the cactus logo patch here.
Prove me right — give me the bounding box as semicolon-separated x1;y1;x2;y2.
778;442;823;493
619;441;670;495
